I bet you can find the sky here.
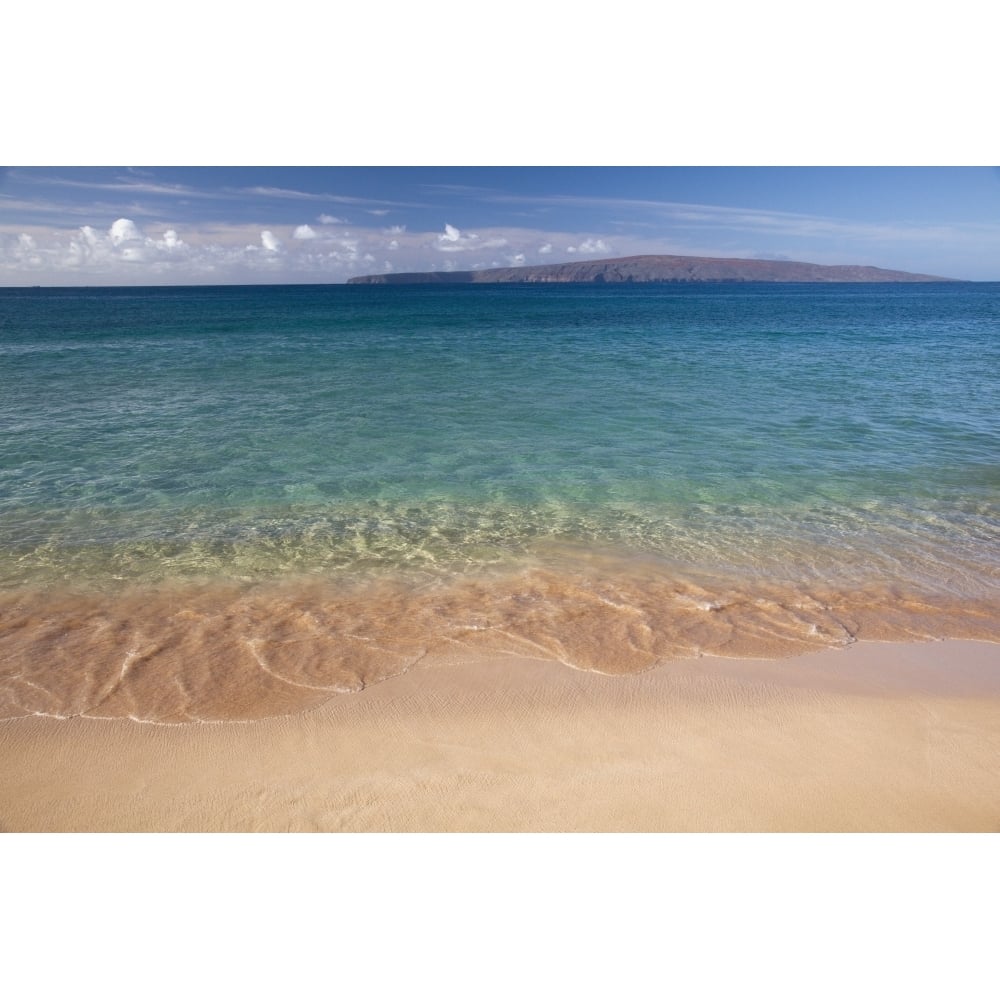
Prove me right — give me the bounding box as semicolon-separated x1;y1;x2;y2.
3;166;1000;285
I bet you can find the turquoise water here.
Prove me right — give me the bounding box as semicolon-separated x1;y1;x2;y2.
2;282;1000;719
3;282;999;589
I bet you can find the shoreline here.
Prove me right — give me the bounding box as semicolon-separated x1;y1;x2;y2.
2;637;998;832
5;566;999;725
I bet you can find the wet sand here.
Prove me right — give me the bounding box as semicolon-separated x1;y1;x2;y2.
2;638;998;832
4;566;1000;724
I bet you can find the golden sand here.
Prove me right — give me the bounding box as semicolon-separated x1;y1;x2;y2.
1;639;998;832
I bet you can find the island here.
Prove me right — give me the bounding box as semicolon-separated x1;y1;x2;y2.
347;253;956;284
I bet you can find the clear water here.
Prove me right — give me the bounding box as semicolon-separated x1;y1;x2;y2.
2;283;999;721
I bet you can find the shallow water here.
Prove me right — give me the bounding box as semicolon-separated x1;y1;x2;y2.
2;282;999;720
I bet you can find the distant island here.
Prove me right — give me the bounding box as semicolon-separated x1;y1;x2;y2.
347;254;956;285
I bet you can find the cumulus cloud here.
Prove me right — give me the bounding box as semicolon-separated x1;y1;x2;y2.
159;229;184;249
1;215;413;284
437;223;498;253
0;218;199;278
1;232;45;271
567;238;611;255
109;218;143;245
317;214;345;224
70;227;100;263
0;217;642;285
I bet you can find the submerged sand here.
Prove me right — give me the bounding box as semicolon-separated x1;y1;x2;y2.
4;562;1000;724
2;639;998;832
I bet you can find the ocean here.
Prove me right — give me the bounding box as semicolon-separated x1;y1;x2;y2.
2;282;999;721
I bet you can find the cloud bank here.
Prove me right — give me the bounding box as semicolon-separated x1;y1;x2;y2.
0;217;629;285
3;184;993;285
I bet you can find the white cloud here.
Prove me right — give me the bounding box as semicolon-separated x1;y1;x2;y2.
1;232;44;271
437;223;488;252
67;225;108;267
567;238;610;255
5;219;631;284
15;173;216;200
1;217;430;283
0;218;781;284
237;187;418;211
109;218;143;245
159;229;184;249
539;243;553;254
1;218;200;277
243;186;324;201
317;214;345;224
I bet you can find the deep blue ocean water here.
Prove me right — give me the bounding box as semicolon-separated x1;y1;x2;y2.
2;282;999;593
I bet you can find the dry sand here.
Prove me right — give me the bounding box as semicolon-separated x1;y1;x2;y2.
1;639;998;832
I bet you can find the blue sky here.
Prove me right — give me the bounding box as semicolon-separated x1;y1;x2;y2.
3;166;999;285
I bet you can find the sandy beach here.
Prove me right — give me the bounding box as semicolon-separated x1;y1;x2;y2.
2;638;997;832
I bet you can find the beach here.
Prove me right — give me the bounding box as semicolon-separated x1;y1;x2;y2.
2;282;999;833
3;638;997;832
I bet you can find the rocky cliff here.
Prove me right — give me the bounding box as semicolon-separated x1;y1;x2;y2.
347;254;955;284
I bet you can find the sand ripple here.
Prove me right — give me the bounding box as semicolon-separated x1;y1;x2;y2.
2;561;999;723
